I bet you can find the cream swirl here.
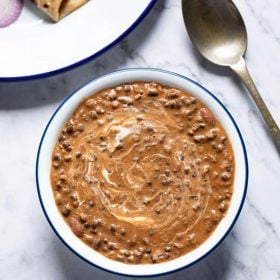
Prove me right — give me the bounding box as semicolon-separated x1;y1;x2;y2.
68;99;211;233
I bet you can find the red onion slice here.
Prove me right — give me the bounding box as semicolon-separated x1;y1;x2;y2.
0;0;23;28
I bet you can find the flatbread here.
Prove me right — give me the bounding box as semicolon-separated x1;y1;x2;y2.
32;0;89;21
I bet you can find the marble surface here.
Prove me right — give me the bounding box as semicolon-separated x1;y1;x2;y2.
0;0;280;279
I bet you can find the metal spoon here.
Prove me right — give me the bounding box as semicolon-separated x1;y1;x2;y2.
182;0;280;152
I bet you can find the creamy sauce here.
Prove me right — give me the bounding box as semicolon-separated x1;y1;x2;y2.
51;82;234;264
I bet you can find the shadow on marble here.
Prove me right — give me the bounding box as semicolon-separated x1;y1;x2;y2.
187;43;253;97
186;43;258;115
53;231;233;280
183;37;232;78
0;0;165;110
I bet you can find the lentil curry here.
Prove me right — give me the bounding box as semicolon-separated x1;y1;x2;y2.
51;82;234;264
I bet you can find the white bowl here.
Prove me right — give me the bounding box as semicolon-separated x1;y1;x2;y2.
36;68;248;277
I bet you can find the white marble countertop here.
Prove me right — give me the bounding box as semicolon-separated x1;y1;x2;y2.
0;0;280;279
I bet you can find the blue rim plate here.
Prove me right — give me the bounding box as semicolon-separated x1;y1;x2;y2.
0;1;157;82
36;68;248;277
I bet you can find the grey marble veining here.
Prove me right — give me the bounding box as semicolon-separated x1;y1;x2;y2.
0;0;280;279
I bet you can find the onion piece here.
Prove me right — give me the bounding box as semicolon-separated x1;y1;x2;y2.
0;0;23;28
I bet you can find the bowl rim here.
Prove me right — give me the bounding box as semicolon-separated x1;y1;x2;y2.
36;68;248;277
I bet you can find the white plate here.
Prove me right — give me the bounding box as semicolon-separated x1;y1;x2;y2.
0;0;156;80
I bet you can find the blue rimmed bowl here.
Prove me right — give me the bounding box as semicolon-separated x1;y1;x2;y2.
36;68;248;277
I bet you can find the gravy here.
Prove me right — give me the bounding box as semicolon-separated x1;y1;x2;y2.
51;82;234;264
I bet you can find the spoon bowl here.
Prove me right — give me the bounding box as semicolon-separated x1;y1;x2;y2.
182;0;247;66
182;0;280;152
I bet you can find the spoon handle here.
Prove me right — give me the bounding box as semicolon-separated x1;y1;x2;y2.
230;57;280;153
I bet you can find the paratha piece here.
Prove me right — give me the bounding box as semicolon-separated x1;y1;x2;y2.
32;0;88;21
